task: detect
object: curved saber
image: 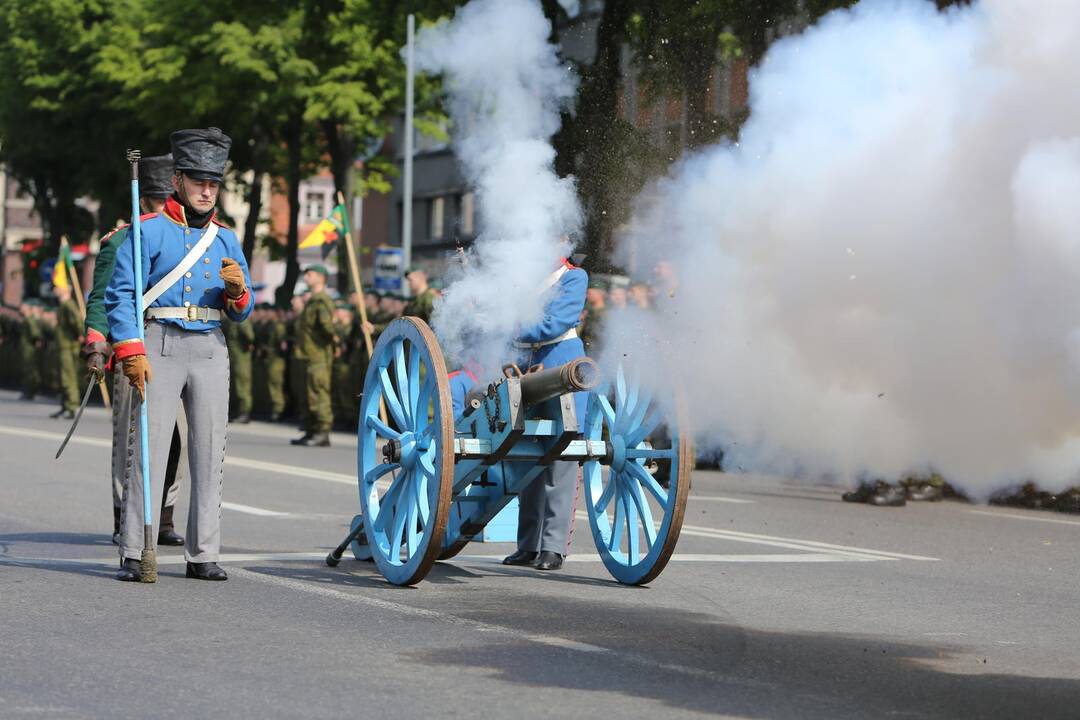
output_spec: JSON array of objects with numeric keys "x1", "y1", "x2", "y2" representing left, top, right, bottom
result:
[{"x1": 54, "y1": 372, "x2": 100, "y2": 459}]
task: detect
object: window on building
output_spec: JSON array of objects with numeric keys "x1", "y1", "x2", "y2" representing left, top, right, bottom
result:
[
  {"x1": 305, "y1": 191, "x2": 327, "y2": 222},
  {"x1": 431, "y1": 196, "x2": 445, "y2": 241},
  {"x1": 460, "y1": 192, "x2": 474, "y2": 237}
]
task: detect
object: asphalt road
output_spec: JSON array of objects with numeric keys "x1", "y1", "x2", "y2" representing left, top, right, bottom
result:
[{"x1": 2, "y1": 388, "x2": 1079, "y2": 719}]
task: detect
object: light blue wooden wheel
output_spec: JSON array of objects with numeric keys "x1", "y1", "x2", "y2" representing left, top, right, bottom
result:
[
  {"x1": 358, "y1": 318, "x2": 454, "y2": 586},
  {"x1": 348, "y1": 514, "x2": 372, "y2": 561},
  {"x1": 584, "y1": 363, "x2": 692, "y2": 585}
]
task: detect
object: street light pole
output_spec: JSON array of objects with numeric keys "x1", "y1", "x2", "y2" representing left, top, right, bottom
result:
[{"x1": 402, "y1": 13, "x2": 415, "y2": 281}]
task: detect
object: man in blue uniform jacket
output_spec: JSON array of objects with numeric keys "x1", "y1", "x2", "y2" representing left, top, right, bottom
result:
[
  {"x1": 106, "y1": 127, "x2": 252, "y2": 582},
  {"x1": 501, "y1": 257, "x2": 588, "y2": 571}
]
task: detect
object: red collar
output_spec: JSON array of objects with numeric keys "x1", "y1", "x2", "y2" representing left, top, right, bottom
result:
[
  {"x1": 163, "y1": 195, "x2": 217, "y2": 227},
  {"x1": 560, "y1": 257, "x2": 576, "y2": 270}
]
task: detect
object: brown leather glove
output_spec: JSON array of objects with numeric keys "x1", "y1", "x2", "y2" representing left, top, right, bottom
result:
[
  {"x1": 122, "y1": 354, "x2": 152, "y2": 401},
  {"x1": 220, "y1": 257, "x2": 247, "y2": 299},
  {"x1": 80, "y1": 340, "x2": 112, "y2": 380}
]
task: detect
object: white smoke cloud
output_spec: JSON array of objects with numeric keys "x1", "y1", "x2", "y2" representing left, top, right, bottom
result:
[
  {"x1": 416, "y1": 0, "x2": 580, "y2": 373},
  {"x1": 617, "y1": 0, "x2": 1080, "y2": 496}
]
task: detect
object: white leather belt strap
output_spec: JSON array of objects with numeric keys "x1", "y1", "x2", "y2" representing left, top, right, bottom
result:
[
  {"x1": 142, "y1": 223, "x2": 219, "y2": 308},
  {"x1": 145, "y1": 306, "x2": 222, "y2": 322},
  {"x1": 513, "y1": 327, "x2": 577, "y2": 351}
]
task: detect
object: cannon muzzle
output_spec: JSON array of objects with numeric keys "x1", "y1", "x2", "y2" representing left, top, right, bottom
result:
[{"x1": 519, "y1": 357, "x2": 600, "y2": 407}]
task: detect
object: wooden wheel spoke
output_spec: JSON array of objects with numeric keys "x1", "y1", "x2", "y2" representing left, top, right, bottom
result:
[
  {"x1": 393, "y1": 342, "x2": 411, "y2": 425},
  {"x1": 379, "y1": 366, "x2": 409, "y2": 429},
  {"x1": 623, "y1": 484, "x2": 641, "y2": 562},
  {"x1": 407, "y1": 344, "x2": 421, "y2": 424},
  {"x1": 389, "y1": 476, "x2": 411, "y2": 559},
  {"x1": 597, "y1": 395, "x2": 618, "y2": 429},
  {"x1": 620, "y1": 390, "x2": 649, "y2": 437},
  {"x1": 365, "y1": 413, "x2": 401, "y2": 441},
  {"x1": 364, "y1": 462, "x2": 400, "y2": 487},
  {"x1": 618, "y1": 372, "x2": 641, "y2": 433},
  {"x1": 623, "y1": 470, "x2": 657, "y2": 547},
  {"x1": 625, "y1": 446, "x2": 675, "y2": 460},
  {"x1": 627, "y1": 409, "x2": 663, "y2": 447},
  {"x1": 615, "y1": 364, "x2": 627, "y2": 415},
  {"x1": 609, "y1": 489, "x2": 627, "y2": 552},
  {"x1": 374, "y1": 470, "x2": 407, "y2": 532},
  {"x1": 415, "y1": 471, "x2": 430, "y2": 525},
  {"x1": 404, "y1": 476, "x2": 420, "y2": 557},
  {"x1": 593, "y1": 473, "x2": 618, "y2": 515},
  {"x1": 624, "y1": 459, "x2": 669, "y2": 506},
  {"x1": 414, "y1": 377, "x2": 435, "y2": 434}
]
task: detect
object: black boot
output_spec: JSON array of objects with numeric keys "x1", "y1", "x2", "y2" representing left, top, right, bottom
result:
[
  {"x1": 502, "y1": 550, "x2": 538, "y2": 566},
  {"x1": 186, "y1": 562, "x2": 228, "y2": 581},
  {"x1": 116, "y1": 558, "x2": 142, "y2": 582},
  {"x1": 157, "y1": 506, "x2": 185, "y2": 546},
  {"x1": 295, "y1": 432, "x2": 330, "y2": 447},
  {"x1": 906, "y1": 482, "x2": 944, "y2": 502},
  {"x1": 290, "y1": 432, "x2": 313, "y2": 446},
  {"x1": 842, "y1": 481, "x2": 906, "y2": 507},
  {"x1": 534, "y1": 551, "x2": 564, "y2": 571},
  {"x1": 49, "y1": 407, "x2": 66, "y2": 419}
]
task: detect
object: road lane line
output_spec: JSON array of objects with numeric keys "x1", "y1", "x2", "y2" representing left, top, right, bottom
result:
[
  {"x1": 0, "y1": 424, "x2": 357, "y2": 485},
  {"x1": 967, "y1": 509, "x2": 1080, "y2": 527},
  {"x1": 0, "y1": 551, "x2": 871, "y2": 567},
  {"x1": 574, "y1": 510, "x2": 938, "y2": 562},
  {"x1": 222, "y1": 502, "x2": 290, "y2": 517},
  {"x1": 688, "y1": 495, "x2": 755, "y2": 504}
]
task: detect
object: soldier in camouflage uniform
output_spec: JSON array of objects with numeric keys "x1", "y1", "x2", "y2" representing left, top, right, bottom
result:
[
  {"x1": 52, "y1": 283, "x2": 83, "y2": 419},
  {"x1": 331, "y1": 304, "x2": 357, "y2": 429},
  {"x1": 404, "y1": 267, "x2": 436, "y2": 325},
  {"x1": 287, "y1": 295, "x2": 307, "y2": 426},
  {"x1": 265, "y1": 306, "x2": 288, "y2": 421},
  {"x1": 291, "y1": 265, "x2": 337, "y2": 447},
  {"x1": 223, "y1": 315, "x2": 255, "y2": 423},
  {"x1": 18, "y1": 302, "x2": 43, "y2": 400}
]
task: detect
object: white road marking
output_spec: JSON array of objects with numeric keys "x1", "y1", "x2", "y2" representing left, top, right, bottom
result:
[
  {"x1": 688, "y1": 495, "x2": 755, "y2": 504},
  {"x1": 0, "y1": 551, "x2": 872, "y2": 567},
  {"x1": 967, "y1": 509, "x2": 1080, "y2": 527},
  {"x1": 222, "y1": 502, "x2": 290, "y2": 517},
  {"x1": 0, "y1": 424, "x2": 357, "y2": 485},
  {"x1": 454, "y1": 552, "x2": 873, "y2": 564},
  {"x1": 4, "y1": 423, "x2": 936, "y2": 562},
  {"x1": 227, "y1": 567, "x2": 777, "y2": 686},
  {"x1": 575, "y1": 511, "x2": 939, "y2": 562}
]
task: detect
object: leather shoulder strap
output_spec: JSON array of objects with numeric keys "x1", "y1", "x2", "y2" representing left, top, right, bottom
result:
[{"x1": 142, "y1": 223, "x2": 220, "y2": 308}]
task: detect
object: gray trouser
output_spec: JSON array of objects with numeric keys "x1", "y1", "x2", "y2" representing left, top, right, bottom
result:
[
  {"x1": 111, "y1": 367, "x2": 185, "y2": 517},
  {"x1": 516, "y1": 461, "x2": 581, "y2": 555},
  {"x1": 120, "y1": 322, "x2": 229, "y2": 563}
]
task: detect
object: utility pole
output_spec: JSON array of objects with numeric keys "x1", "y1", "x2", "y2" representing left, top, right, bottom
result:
[{"x1": 402, "y1": 13, "x2": 415, "y2": 280}]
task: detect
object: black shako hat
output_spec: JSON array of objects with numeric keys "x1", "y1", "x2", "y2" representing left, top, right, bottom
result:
[
  {"x1": 138, "y1": 154, "x2": 174, "y2": 199},
  {"x1": 170, "y1": 127, "x2": 231, "y2": 182}
]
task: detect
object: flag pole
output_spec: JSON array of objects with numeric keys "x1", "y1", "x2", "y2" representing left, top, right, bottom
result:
[
  {"x1": 338, "y1": 191, "x2": 386, "y2": 425},
  {"x1": 62, "y1": 235, "x2": 110, "y2": 408}
]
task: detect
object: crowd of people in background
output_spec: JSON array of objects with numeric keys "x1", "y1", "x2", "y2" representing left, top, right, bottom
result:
[{"x1": 4, "y1": 257, "x2": 1080, "y2": 513}]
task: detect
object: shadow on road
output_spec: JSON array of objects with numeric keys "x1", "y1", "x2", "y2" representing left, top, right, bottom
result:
[
  {"x1": 0, "y1": 531, "x2": 114, "y2": 548},
  {"x1": 402, "y1": 592, "x2": 1080, "y2": 720}
]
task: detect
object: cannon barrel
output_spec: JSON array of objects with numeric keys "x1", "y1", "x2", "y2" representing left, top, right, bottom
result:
[{"x1": 519, "y1": 357, "x2": 600, "y2": 407}]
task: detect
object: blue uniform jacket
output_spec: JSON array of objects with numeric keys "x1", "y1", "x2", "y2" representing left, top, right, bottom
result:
[
  {"x1": 106, "y1": 196, "x2": 253, "y2": 358},
  {"x1": 516, "y1": 262, "x2": 589, "y2": 421}
]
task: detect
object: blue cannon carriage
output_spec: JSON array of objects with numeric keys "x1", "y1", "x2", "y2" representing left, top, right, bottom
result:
[{"x1": 326, "y1": 317, "x2": 693, "y2": 586}]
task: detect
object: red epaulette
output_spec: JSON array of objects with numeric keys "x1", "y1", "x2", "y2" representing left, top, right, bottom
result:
[
  {"x1": 211, "y1": 217, "x2": 233, "y2": 230},
  {"x1": 139, "y1": 212, "x2": 158, "y2": 221},
  {"x1": 561, "y1": 257, "x2": 577, "y2": 270}
]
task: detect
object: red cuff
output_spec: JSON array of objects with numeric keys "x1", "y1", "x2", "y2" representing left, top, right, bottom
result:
[
  {"x1": 112, "y1": 339, "x2": 146, "y2": 360},
  {"x1": 85, "y1": 328, "x2": 107, "y2": 345},
  {"x1": 227, "y1": 288, "x2": 250, "y2": 313}
]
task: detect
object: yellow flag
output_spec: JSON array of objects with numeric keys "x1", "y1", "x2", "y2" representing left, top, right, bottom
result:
[
  {"x1": 52, "y1": 249, "x2": 70, "y2": 289},
  {"x1": 299, "y1": 218, "x2": 339, "y2": 249}
]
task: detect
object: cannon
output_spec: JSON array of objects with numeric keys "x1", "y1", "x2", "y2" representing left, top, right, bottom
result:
[{"x1": 326, "y1": 317, "x2": 692, "y2": 586}]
